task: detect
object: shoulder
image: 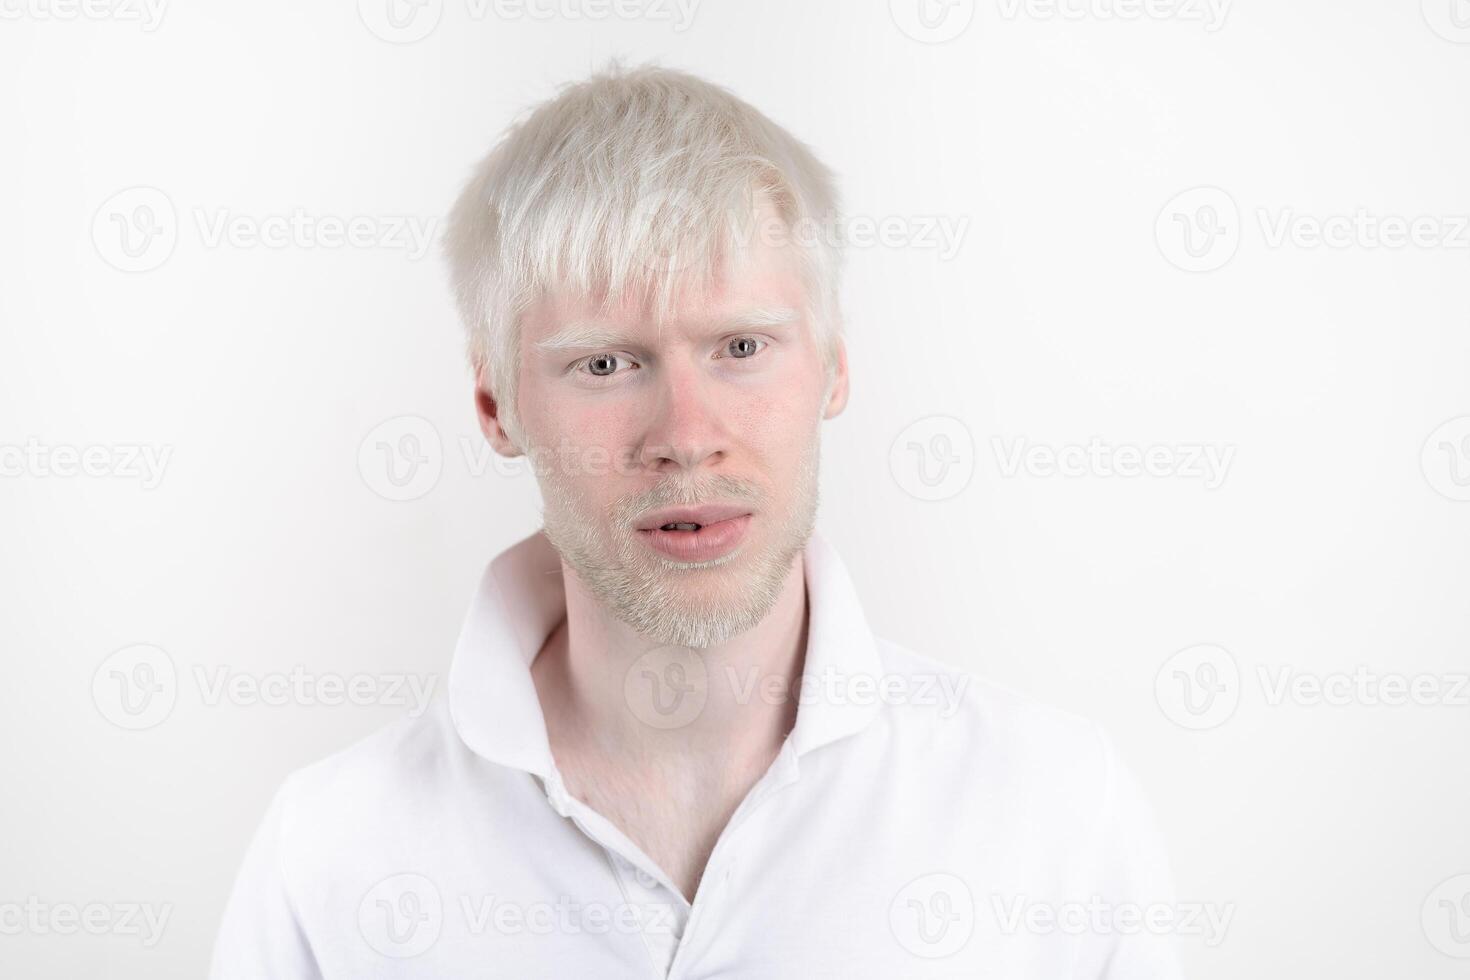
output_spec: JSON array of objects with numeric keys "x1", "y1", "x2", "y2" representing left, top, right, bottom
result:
[
  {"x1": 267, "y1": 700, "x2": 474, "y2": 866},
  {"x1": 870, "y1": 636, "x2": 1117, "y2": 813}
]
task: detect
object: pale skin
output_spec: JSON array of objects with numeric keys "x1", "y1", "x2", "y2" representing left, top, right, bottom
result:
[{"x1": 475, "y1": 199, "x2": 849, "y2": 903}]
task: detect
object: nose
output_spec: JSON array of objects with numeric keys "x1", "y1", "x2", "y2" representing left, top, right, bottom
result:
[{"x1": 637, "y1": 356, "x2": 729, "y2": 474}]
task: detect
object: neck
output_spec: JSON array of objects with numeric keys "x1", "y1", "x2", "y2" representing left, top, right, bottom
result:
[{"x1": 532, "y1": 554, "x2": 809, "y2": 766}]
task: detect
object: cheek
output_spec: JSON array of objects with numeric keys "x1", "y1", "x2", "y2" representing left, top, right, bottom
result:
[
  {"x1": 537, "y1": 398, "x2": 646, "y2": 482},
  {"x1": 722, "y1": 387, "x2": 817, "y2": 474}
]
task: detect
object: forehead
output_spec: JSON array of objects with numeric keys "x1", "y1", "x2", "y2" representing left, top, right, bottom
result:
[{"x1": 521, "y1": 193, "x2": 810, "y2": 348}]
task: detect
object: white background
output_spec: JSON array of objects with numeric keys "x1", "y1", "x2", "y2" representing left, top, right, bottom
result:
[{"x1": 2, "y1": 0, "x2": 1469, "y2": 976}]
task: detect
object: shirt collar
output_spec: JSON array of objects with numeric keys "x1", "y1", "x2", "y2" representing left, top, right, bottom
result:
[{"x1": 447, "y1": 527, "x2": 885, "y2": 777}]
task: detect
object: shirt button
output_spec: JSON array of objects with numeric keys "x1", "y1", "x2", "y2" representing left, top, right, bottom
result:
[{"x1": 634, "y1": 868, "x2": 658, "y2": 889}]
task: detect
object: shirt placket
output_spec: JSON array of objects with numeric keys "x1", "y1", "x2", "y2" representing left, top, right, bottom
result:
[
  {"x1": 537, "y1": 770, "x2": 689, "y2": 977},
  {"x1": 534, "y1": 741, "x2": 803, "y2": 980}
]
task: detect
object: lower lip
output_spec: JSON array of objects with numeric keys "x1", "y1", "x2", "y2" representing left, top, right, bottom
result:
[{"x1": 637, "y1": 515, "x2": 752, "y2": 562}]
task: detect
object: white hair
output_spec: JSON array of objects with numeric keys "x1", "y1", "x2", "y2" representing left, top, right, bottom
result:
[{"x1": 441, "y1": 60, "x2": 845, "y2": 451}]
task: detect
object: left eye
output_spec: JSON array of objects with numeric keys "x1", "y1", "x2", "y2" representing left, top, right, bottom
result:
[
  {"x1": 721, "y1": 336, "x2": 765, "y2": 359},
  {"x1": 579, "y1": 353, "x2": 634, "y2": 378}
]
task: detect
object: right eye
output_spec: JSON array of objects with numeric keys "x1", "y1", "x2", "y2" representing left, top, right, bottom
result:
[{"x1": 575, "y1": 353, "x2": 637, "y2": 380}]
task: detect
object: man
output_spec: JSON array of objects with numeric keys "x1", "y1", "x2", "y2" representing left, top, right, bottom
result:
[{"x1": 210, "y1": 62, "x2": 1181, "y2": 978}]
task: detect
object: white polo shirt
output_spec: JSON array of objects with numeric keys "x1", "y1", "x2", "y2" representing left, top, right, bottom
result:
[{"x1": 210, "y1": 529, "x2": 1183, "y2": 979}]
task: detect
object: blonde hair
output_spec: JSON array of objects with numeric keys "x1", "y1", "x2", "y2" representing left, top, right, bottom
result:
[{"x1": 441, "y1": 60, "x2": 844, "y2": 450}]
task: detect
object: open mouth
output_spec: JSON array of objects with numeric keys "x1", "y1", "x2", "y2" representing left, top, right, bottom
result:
[{"x1": 634, "y1": 512, "x2": 754, "y2": 560}]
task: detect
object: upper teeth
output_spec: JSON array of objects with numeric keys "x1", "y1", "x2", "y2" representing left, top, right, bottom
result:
[{"x1": 662, "y1": 522, "x2": 701, "y2": 531}]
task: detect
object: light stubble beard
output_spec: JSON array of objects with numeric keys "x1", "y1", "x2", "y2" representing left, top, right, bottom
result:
[{"x1": 537, "y1": 434, "x2": 821, "y2": 650}]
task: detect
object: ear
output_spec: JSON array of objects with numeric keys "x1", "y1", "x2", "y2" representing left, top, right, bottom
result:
[
  {"x1": 822, "y1": 337, "x2": 850, "y2": 419},
  {"x1": 473, "y1": 361, "x2": 523, "y2": 457}
]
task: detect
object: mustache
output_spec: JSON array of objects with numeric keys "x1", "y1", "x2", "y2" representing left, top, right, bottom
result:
[{"x1": 613, "y1": 474, "x2": 762, "y2": 528}]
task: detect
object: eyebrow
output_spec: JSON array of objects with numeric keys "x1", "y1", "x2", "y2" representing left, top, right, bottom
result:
[{"x1": 533, "y1": 306, "x2": 800, "y2": 355}]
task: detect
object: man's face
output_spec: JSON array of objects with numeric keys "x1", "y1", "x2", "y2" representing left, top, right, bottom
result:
[{"x1": 500, "y1": 199, "x2": 847, "y2": 650}]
